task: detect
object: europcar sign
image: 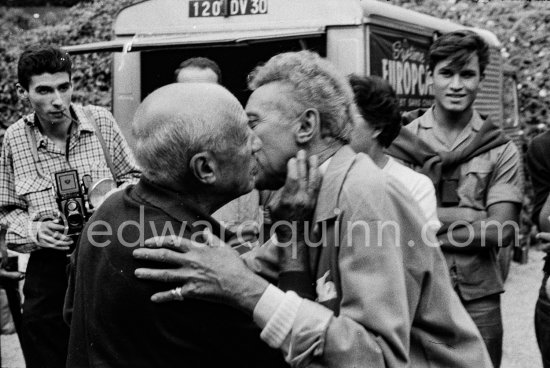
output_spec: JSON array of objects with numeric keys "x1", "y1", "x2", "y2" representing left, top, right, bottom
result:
[{"x1": 369, "y1": 25, "x2": 434, "y2": 111}]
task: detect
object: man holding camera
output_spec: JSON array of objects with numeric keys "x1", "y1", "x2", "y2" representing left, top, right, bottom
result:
[{"x1": 0, "y1": 45, "x2": 139, "y2": 368}]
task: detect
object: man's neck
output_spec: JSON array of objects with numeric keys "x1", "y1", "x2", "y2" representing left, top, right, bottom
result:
[
  {"x1": 309, "y1": 139, "x2": 344, "y2": 166},
  {"x1": 364, "y1": 141, "x2": 388, "y2": 169},
  {"x1": 144, "y1": 178, "x2": 233, "y2": 218},
  {"x1": 172, "y1": 184, "x2": 233, "y2": 216},
  {"x1": 433, "y1": 104, "x2": 474, "y2": 133},
  {"x1": 37, "y1": 115, "x2": 73, "y2": 142}
]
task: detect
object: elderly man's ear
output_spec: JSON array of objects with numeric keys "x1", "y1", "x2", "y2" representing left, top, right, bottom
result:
[
  {"x1": 189, "y1": 152, "x2": 217, "y2": 185},
  {"x1": 295, "y1": 108, "x2": 320, "y2": 145}
]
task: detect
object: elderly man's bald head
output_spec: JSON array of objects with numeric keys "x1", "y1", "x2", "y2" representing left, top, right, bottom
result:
[{"x1": 132, "y1": 83, "x2": 248, "y2": 187}]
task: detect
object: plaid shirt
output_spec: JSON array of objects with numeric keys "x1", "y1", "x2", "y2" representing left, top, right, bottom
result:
[{"x1": 0, "y1": 104, "x2": 140, "y2": 252}]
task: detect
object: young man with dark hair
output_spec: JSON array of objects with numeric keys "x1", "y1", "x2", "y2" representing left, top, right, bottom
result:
[
  {"x1": 174, "y1": 56, "x2": 222, "y2": 84},
  {"x1": 390, "y1": 30, "x2": 522, "y2": 367},
  {"x1": 0, "y1": 44, "x2": 140, "y2": 367},
  {"x1": 349, "y1": 75, "x2": 439, "y2": 228}
]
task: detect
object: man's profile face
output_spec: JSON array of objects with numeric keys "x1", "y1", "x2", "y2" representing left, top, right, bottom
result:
[
  {"x1": 176, "y1": 67, "x2": 219, "y2": 84},
  {"x1": 431, "y1": 53, "x2": 481, "y2": 115},
  {"x1": 245, "y1": 82, "x2": 300, "y2": 190},
  {"x1": 25, "y1": 72, "x2": 73, "y2": 126},
  {"x1": 214, "y1": 115, "x2": 262, "y2": 196}
]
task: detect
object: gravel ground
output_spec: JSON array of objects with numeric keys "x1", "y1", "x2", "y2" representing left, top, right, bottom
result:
[{"x1": 1, "y1": 249, "x2": 546, "y2": 368}]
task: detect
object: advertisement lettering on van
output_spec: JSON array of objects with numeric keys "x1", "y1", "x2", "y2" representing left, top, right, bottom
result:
[{"x1": 369, "y1": 26, "x2": 434, "y2": 110}]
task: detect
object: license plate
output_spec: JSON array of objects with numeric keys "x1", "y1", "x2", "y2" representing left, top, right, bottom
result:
[{"x1": 189, "y1": 0, "x2": 268, "y2": 18}]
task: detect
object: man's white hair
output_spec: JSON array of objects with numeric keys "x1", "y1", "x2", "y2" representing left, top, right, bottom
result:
[{"x1": 248, "y1": 50, "x2": 354, "y2": 143}]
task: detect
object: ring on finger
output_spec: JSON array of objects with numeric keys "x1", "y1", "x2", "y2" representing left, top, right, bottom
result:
[{"x1": 170, "y1": 286, "x2": 184, "y2": 301}]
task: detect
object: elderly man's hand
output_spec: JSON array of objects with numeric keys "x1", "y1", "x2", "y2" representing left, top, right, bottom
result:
[
  {"x1": 269, "y1": 150, "x2": 320, "y2": 228},
  {"x1": 133, "y1": 232, "x2": 269, "y2": 313},
  {"x1": 268, "y1": 150, "x2": 321, "y2": 272}
]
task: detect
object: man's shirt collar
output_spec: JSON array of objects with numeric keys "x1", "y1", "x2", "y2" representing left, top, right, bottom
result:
[
  {"x1": 24, "y1": 104, "x2": 95, "y2": 144},
  {"x1": 418, "y1": 106, "x2": 484, "y2": 132},
  {"x1": 314, "y1": 145, "x2": 356, "y2": 223},
  {"x1": 318, "y1": 157, "x2": 332, "y2": 176},
  {"x1": 71, "y1": 104, "x2": 95, "y2": 133}
]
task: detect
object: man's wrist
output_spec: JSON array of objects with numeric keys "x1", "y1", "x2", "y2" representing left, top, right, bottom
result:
[
  {"x1": 29, "y1": 221, "x2": 41, "y2": 245},
  {"x1": 235, "y1": 273, "x2": 270, "y2": 313}
]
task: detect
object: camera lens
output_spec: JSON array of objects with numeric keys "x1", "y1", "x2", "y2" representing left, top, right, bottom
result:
[{"x1": 67, "y1": 212, "x2": 83, "y2": 227}]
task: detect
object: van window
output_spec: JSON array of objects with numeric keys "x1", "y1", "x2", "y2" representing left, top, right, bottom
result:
[{"x1": 140, "y1": 36, "x2": 326, "y2": 105}]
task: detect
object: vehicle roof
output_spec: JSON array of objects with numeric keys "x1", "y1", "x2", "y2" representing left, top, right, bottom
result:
[{"x1": 113, "y1": 0, "x2": 500, "y2": 47}]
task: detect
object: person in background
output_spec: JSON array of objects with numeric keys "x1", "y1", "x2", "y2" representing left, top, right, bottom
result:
[
  {"x1": 526, "y1": 129, "x2": 550, "y2": 368},
  {"x1": 174, "y1": 57, "x2": 222, "y2": 84},
  {"x1": 389, "y1": 30, "x2": 522, "y2": 367},
  {"x1": 348, "y1": 74, "x2": 440, "y2": 230},
  {"x1": 0, "y1": 45, "x2": 140, "y2": 368}
]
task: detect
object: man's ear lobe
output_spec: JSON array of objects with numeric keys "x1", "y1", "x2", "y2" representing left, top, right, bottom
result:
[
  {"x1": 16, "y1": 84, "x2": 28, "y2": 100},
  {"x1": 189, "y1": 152, "x2": 217, "y2": 185},
  {"x1": 296, "y1": 108, "x2": 320, "y2": 144}
]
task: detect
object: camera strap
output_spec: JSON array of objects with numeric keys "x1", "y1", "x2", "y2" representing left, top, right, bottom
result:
[
  {"x1": 83, "y1": 108, "x2": 117, "y2": 182},
  {"x1": 24, "y1": 123, "x2": 47, "y2": 179},
  {"x1": 24, "y1": 108, "x2": 117, "y2": 182},
  {"x1": 0, "y1": 227, "x2": 8, "y2": 268}
]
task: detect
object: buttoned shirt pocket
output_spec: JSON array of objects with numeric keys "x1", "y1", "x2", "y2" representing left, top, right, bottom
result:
[
  {"x1": 14, "y1": 176, "x2": 56, "y2": 220},
  {"x1": 458, "y1": 158, "x2": 495, "y2": 210}
]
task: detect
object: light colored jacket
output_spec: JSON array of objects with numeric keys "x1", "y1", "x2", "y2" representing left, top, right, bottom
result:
[{"x1": 247, "y1": 145, "x2": 492, "y2": 368}]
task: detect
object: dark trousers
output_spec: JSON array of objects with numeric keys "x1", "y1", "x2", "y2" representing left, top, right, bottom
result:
[
  {"x1": 535, "y1": 272, "x2": 550, "y2": 368},
  {"x1": 20, "y1": 250, "x2": 70, "y2": 368},
  {"x1": 461, "y1": 293, "x2": 503, "y2": 368}
]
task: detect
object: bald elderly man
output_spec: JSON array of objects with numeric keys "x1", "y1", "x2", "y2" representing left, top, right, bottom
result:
[{"x1": 64, "y1": 83, "x2": 288, "y2": 368}]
